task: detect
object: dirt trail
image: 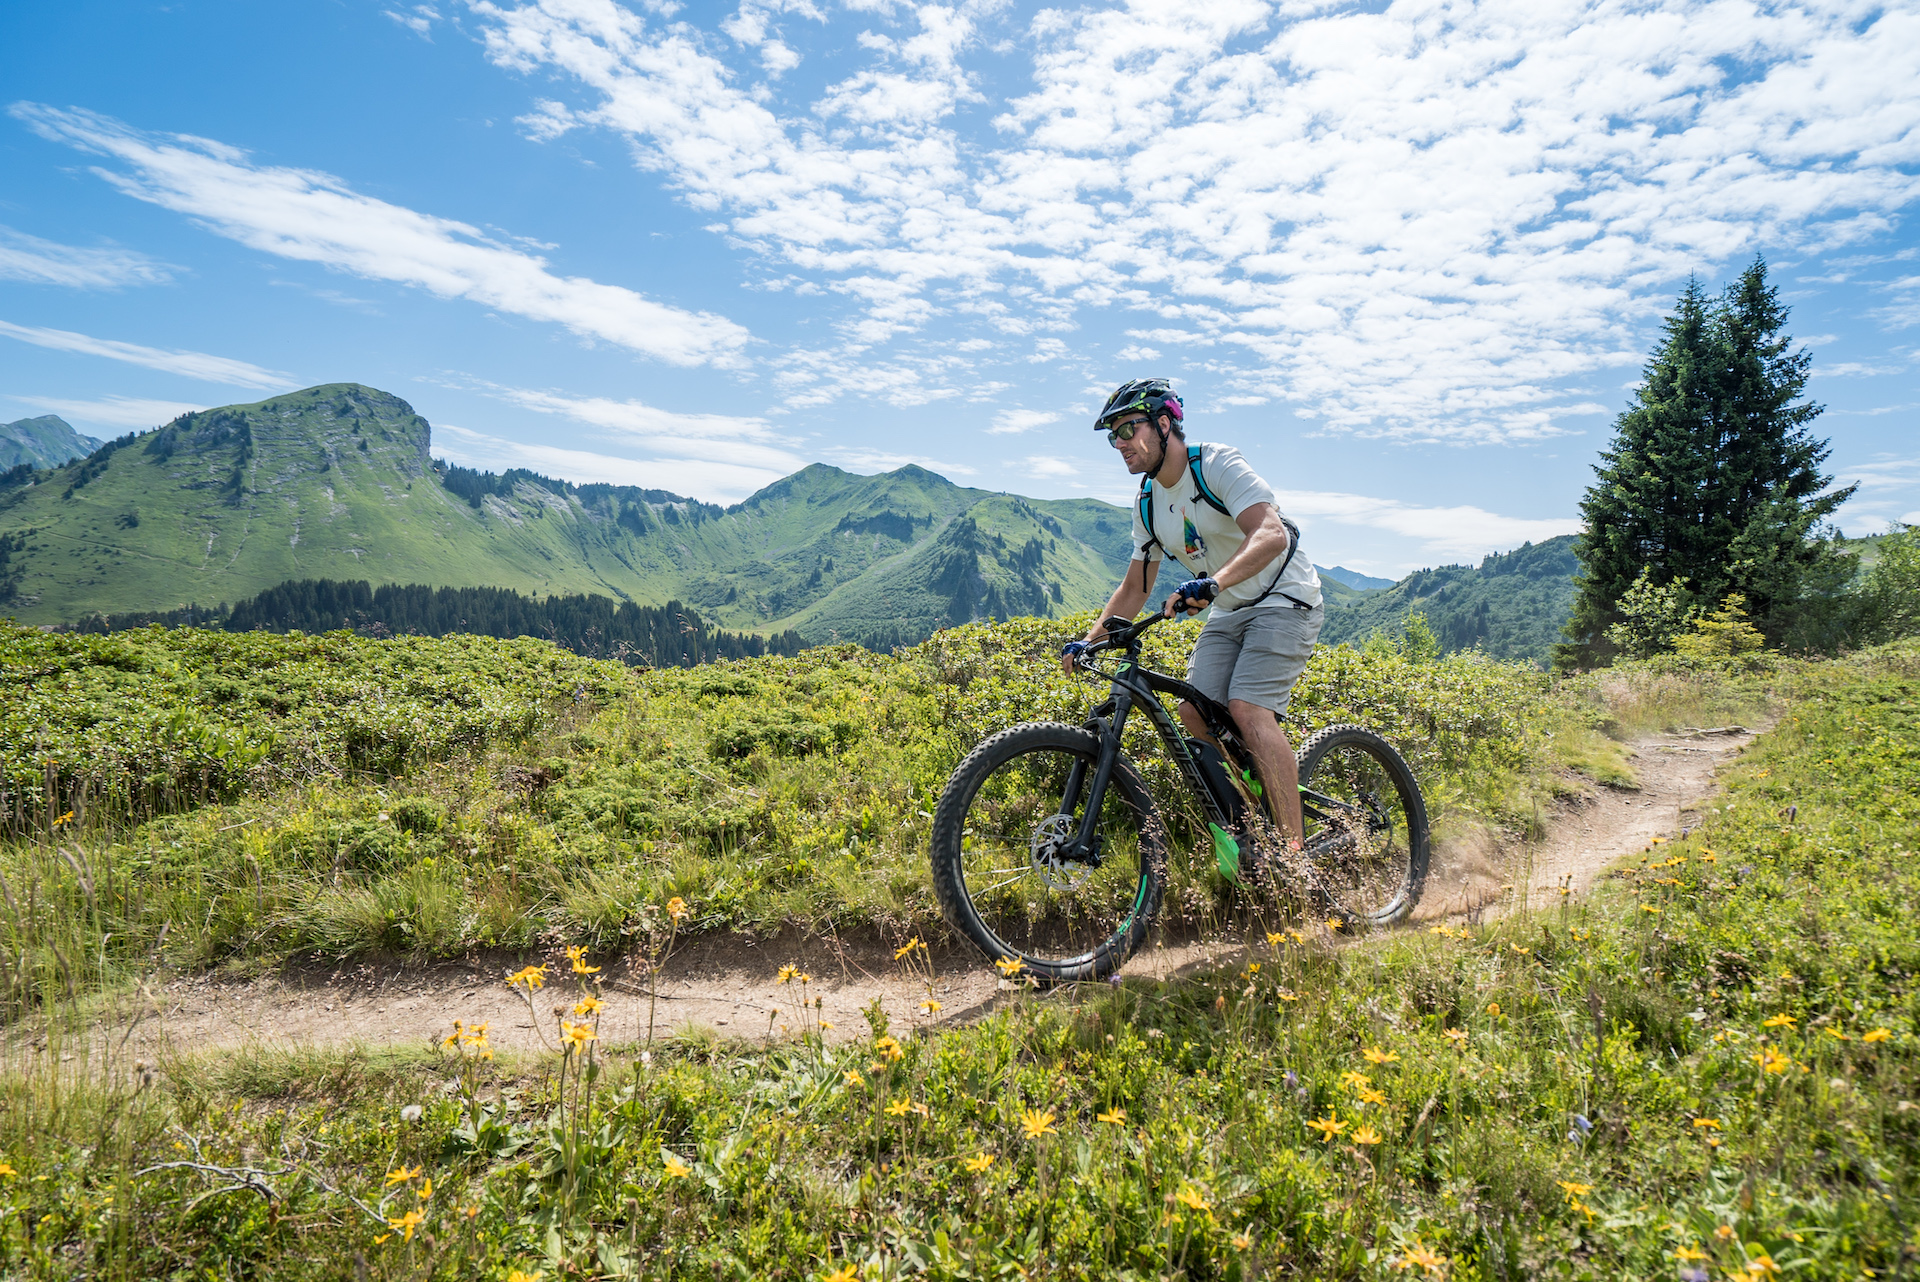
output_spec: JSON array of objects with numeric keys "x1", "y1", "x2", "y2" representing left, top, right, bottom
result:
[{"x1": 95, "y1": 726, "x2": 1757, "y2": 1062}]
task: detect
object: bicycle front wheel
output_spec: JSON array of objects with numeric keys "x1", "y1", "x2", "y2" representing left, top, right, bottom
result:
[
  {"x1": 931, "y1": 722, "x2": 1166, "y2": 984},
  {"x1": 1296, "y1": 723, "x2": 1429, "y2": 928}
]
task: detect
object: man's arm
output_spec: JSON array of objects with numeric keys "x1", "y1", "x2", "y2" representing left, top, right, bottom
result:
[
  {"x1": 1061, "y1": 561, "x2": 1159, "y2": 673},
  {"x1": 1165, "y1": 504, "x2": 1290, "y2": 615}
]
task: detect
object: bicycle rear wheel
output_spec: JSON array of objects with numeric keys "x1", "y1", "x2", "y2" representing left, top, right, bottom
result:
[
  {"x1": 1296, "y1": 723, "x2": 1429, "y2": 928},
  {"x1": 931, "y1": 722, "x2": 1165, "y2": 984}
]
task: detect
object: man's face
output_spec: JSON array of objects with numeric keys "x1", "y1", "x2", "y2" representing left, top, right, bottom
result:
[{"x1": 1109, "y1": 413, "x2": 1160, "y2": 474}]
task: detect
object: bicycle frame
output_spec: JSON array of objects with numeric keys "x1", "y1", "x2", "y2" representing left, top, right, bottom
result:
[{"x1": 1067, "y1": 613, "x2": 1361, "y2": 870}]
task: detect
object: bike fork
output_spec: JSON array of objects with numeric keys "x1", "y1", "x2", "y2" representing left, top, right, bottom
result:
[{"x1": 1070, "y1": 691, "x2": 1131, "y2": 856}]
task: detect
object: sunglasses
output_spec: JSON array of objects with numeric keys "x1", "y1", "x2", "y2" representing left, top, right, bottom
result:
[{"x1": 1105, "y1": 415, "x2": 1152, "y2": 443}]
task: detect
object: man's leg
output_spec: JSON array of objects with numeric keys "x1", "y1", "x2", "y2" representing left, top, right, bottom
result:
[{"x1": 1229, "y1": 700, "x2": 1302, "y2": 847}]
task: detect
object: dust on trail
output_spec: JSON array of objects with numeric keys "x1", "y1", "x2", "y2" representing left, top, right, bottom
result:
[{"x1": 99, "y1": 726, "x2": 1758, "y2": 1062}]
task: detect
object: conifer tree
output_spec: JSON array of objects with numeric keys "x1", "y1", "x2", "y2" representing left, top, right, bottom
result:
[{"x1": 1558, "y1": 258, "x2": 1854, "y2": 667}]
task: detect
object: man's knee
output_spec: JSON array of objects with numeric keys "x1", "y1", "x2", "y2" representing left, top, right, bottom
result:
[{"x1": 1228, "y1": 699, "x2": 1289, "y2": 746}]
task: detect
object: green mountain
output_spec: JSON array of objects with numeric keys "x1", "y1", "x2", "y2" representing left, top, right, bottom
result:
[
  {"x1": 0, "y1": 414, "x2": 103, "y2": 470},
  {"x1": 0, "y1": 383, "x2": 1131, "y2": 645},
  {"x1": 1319, "y1": 536, "x2": 1580, "y2": 665}
]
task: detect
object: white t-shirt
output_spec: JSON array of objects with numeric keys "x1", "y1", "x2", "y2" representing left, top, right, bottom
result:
[{"x1": 1128, "y1": 442, "x2": 1323, "y2": 611}]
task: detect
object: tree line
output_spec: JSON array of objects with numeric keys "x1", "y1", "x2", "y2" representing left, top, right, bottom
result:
[
  {"x1": 1558, "y1": 257, "x2": 1916, "y2": 668},
  {"x1": 67, "y1": 579, "x2": 809, "y2": 667}
]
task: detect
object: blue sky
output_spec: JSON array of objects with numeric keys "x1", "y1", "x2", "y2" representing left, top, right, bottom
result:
[{"x1": 2, "y1": 0, "x2": 1916, "y2": 576}]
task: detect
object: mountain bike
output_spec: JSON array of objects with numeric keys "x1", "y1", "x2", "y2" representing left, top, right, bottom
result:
[{"x1": 931, "y1": 610, "x2": 1429, "y2": 983}]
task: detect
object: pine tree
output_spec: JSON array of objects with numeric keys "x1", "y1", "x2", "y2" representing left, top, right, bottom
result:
[{"x1": 1557, "y1": 258, "x2": 1855, "y2": 667}]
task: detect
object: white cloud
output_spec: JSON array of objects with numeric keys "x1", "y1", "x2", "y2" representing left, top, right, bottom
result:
[
  {"x1": 384, "y1": 5, "x2": 439, "y2": 38},
  {"x1": 467, "y1": 0, "x2": 1920, "y2": 438},
  {"x1": 8, "y1": 394, "x2": 206, "y2": 430},
  {"x1": 987, "y1": 407, "x2": 1058, "y2": 435},
  {"x1": 1022, "y1": 454, "x2": 1077, "y2": 478},
  {"x1": 0, "y1": 225, "x2": 174, "y2": 289},
  {"x1": 433, "y1": 422, "x2": 790, "y2": 502},
  {"x1": 0, "y1": 319, "x2": 294, "y2": 389},
  {"x1": 14, "y1": 103, "x2": 753, "y2": 369},
  {"x1": 1276, "y1": 489, "x2": 1582, "y2": 564}
]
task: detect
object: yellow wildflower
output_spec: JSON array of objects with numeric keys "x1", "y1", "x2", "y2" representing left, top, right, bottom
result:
[
  {"x1": 52, "y1": 811, "x2": 73, "y2": 829},
  {"x1": 1173, "y1": 1185, "x2": 1210, "y2": 1213},
  {"x1": 1443, "y1": 1028, "x2": 1468, "y2": 1047},
  {"x1": 963, "y1": 1153, "x2": 994, "y2": 1173},
  {"x1": 874, "y1": 1034, "x2": 904, "y2": 1062},
  {"x1": 1396, "y1": 1243, "x2": 1446, "y2": 1274},
  {"x1": 1556, "y1": 1180, "x2": 1593, "y2": 1199},
  {"x1": 505, "y1": 964, "x2": 546, "y2": 991},
  {"x1": 1511, "y1": 945, "x2": 1530, "y2": 955},
  {"x1": 994, "y1": 956, "x2": 1025, "y2": 977},
  {"x1": 777, "y1": 964, "x2": 799, "y2": 984},
  {"x1": 1232, "y1": 1232, "x2": 1253, "y2": 1250},
  {"x1": 1715, "y1": 1225, "x2": 1736, "y2": 1240},
  {"x1": 1340, "y1": 1070, "x2": 1373, "y2": 1089},
  {"x1": 0, "y1": 1163, "x2": 14, "y2": 1178},
  {"x1": 1826, "y1": 1027, "x2": 1851, "y2": 1041},
  {"x1": 1363, "y1": 1047, "x2": 1399, "y2": 1064},
  {"x1": 386, "y1": 1209, "x2": 425, "y2": 1242},
  {"x1": 822, "y1": 1267, "x2": 858, "y2": 1282},
  {"x1": 884, "y1": 1097, "x2": 914, "y2": 1117},
  {"x1": 1306, "y1": 1115, "x2": 1346, "y2": 1142},
  {"x1": 417, "y1": 1176, "x2": 433, "y2": 1201},
  {"x1": 894, "y1": 938, "x2": 925, "y2": 960},
  {"x1": 1754, "y1": 1046, "x2": 1791, "y2": 1074},
  {"x1": 561, "y1": 1020, "x2": 598, "y2": 1050},
  {"x1": 1762, "y1": 1014, "x2": 1796, "y2": 1028},
  {"x1": 507, "y1": 1271, "x2": 544, "y2": 1282},
  {"x1": 1352, "y1": 1125, "x2": 1383, "y2": 1145},
  {"x1": 1097, "y1": 1107, "x2": 1127, "y2": 1125},
  {"x1": 920, "y1": 999, "x2": 942, "y2": 1014},
  {"x1": 572, "y1": 996, "x2": 604, "y2": 1017},
  {"x1": 1326, "y1": 917, "x2": 1345, "y2": 931},
  {"x1": 566, "y1": 945, "x2": 600, "y2": 975},
  {"x1": 666, "y1": 896, "x2": 688, "y2": 921},
  {"x1": 843, "y1": 1070, "x2": 864, "y2": 1088},
  {"x1": 1748, "y1": 1255, "x2": 1780, "y2": 1276},
  {"x1": 1266, "y1": 931, "x2": 1285, "y2": 947},
  {"x1": 1486, "y1": 1002, "x2": 1501, "y2": 1017},
  {"x1": 1357, "y1": 1086, "x2": 1388, "y2": 1107},
  {"x1": 663, "y1": 1155, "x2": 692, "y2": 1179},
  {"x1": 1020, "y1": 1108, "x2": 1057, "y2": 1139},
  {"x1": 1692, "y1": 1118, "x2": 1721, "y2": 1130},
  {"x1": 1674, "y1": 1246, "x2": 1707, "y2": 1261},
  {"x1": 1862, "y1": 1028, "x2": 1892, "y2": 1043},
  {"x1": 385, "y1": 1165, "x2": 422, "y2": 1186},
  {"x1": 1276, "y1": 987, "x2": 1299, "y2": 1002}
]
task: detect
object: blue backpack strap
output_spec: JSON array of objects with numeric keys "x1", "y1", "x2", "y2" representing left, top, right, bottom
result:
[
  {"x1": 1135, "y1": 475, "x2": 1159, "y2": 590},
  {"x1": 1187, "y1": 445, "x2": 1231, "y2": 517}
]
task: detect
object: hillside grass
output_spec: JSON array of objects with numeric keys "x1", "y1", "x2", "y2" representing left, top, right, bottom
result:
[
  {"x1": 1, "y1": 612, "x2": 1607, "y2": 1005},
  {"x1": 0, "y1": 640, "x2": 1912, "y2": 1278}
]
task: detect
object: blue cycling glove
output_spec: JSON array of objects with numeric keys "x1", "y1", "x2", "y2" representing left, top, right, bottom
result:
[
  {"x1": 1172, "y1": 577, "x2": 1219, "y2": 612},
  {"x1": 1060, "y1": 640, "x2": 1091, "y2": 666}
]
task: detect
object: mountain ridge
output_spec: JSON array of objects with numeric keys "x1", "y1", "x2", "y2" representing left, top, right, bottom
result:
[{"x1": 0, "y1": 384, "x2": 1132, "y2": 646}]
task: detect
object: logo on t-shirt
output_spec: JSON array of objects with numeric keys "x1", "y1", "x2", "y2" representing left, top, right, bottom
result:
[{"x1": 1181, "y1": 509, "x2": 1206, "y2": 560}]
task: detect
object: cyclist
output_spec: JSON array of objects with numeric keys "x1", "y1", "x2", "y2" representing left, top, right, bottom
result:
[{"x1": 1061, "y1": 378, "x2": 1324, "y2": 856}]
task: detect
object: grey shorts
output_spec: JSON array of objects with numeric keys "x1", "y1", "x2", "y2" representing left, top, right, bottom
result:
[{"x1": 1185, "y1": 603, "x2": 1323, "y2": 714}]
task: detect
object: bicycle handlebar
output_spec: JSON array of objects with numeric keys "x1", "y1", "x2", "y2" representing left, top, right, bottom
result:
[{"x1": 1085, "y1": 608, "x2": 1173, "y2": 658}]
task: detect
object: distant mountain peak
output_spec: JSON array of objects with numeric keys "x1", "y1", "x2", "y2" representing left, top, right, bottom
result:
[
  {"x1": 1320, "y1": 565, "x2": 1394, "y2": 591},
  {"x1": 1, "y1": 414, "x2": 104, "y2": 470}
]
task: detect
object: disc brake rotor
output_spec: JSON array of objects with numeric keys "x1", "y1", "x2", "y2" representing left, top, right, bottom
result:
[{"x1": 1030, "y1": 813, "x2": 1092, "y2": 891}]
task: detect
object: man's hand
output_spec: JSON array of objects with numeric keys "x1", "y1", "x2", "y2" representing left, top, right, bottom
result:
[
  {"x1": 1165, "y1": 576, "x2": 1219, "y2": 617},
  {"x1": 1059, "y1": 638, "x2": 1092, "y2": 674}
]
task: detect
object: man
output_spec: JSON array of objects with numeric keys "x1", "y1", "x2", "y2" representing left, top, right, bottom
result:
[{"x1": 1061, "y1": 378, "x2": 1324, "y2": 852}]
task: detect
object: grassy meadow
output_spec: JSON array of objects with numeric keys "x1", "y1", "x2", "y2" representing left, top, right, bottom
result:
[{"x1": 0, "y1": 616, "x2": 1914, "y2": 1278}]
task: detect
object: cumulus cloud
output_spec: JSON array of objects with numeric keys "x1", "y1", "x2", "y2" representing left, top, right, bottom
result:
[
  {"x1": 1276, "y1": 489, "x2": 1582, "y2": 564},
  {"x1": 467, "y1": 0, "x2": 1920, "y2": 440},
  {"x1": 0, "y1": 225, "x2": 174, "y2": 289},
  {"x1": 9, "y1": 394, "x2": 207, "y2": 430},
  {"x1": 988, "y1": 407, "x2": 1059, "y2": 435},
  {"x1": 0, "y1": 319, "x2": 294, "y2": 389},
  {"x1": 13, "y1": 103, "x2": 753, "y2": 368}
]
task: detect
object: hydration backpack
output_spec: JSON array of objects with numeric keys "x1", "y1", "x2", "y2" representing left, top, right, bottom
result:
[{"x1": 1137, "y1": 445, "x2": 1312, "y2": 610}]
